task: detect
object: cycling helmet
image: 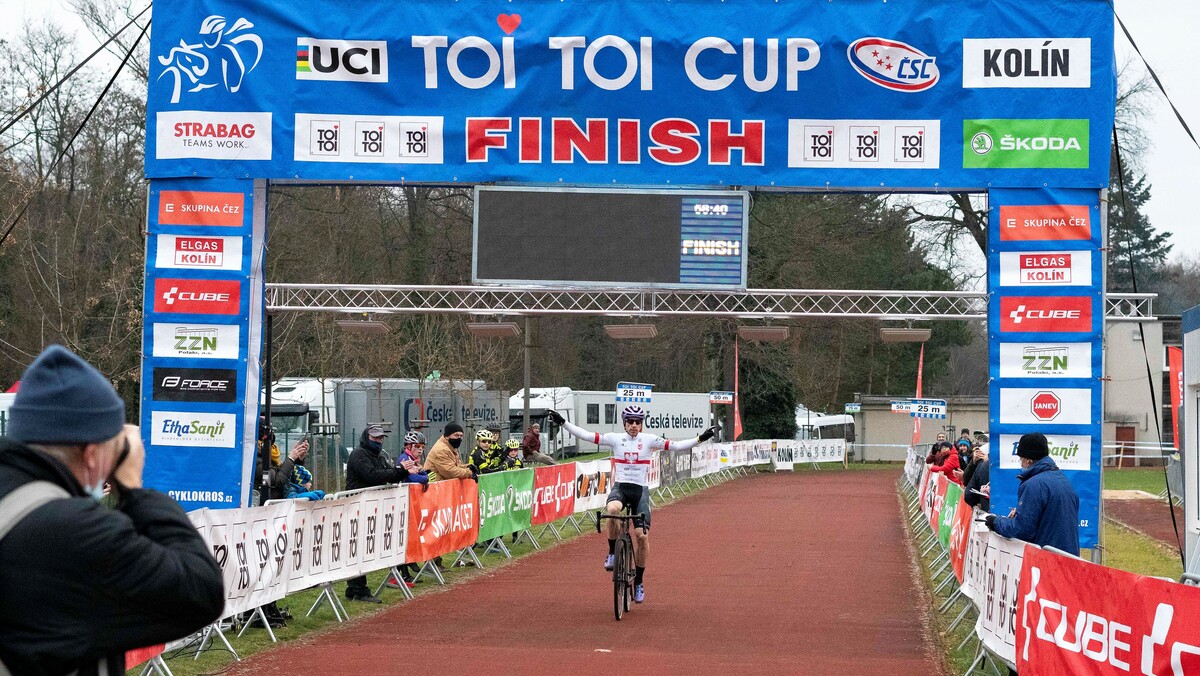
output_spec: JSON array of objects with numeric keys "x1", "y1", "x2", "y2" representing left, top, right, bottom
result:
[
  {"x1": 504, "y1": 438, "x2": 520, "y2": 450},
  {"x1": 404, "y1": 430, "x2": 426, "y2": 445},
  {"x1": 622, "y1": 405, "x2": 647, "y2": 422},
  {"x1": 476, "y1": 429, "x2": 496, "y2": 442}
]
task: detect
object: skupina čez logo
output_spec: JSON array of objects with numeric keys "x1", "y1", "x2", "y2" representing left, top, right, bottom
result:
[
  {"x1": 963, "y1": 119, "x2": 1089, "y2": 169},
  {"x1": 157, "y1": 15, "x2": 263, "y2": 104}
]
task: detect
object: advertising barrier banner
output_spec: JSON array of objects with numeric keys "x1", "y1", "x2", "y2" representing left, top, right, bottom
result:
[
  {"x1": 406, "y1": 479, "x2": 479, "y2": 562},
  {"x1": 976, "y1": 532, "x2": 1027, "y2": 667},
  {"x1": 948, "y1": 498, "x2": 975, "y2": 583},
  {"x1": 1016, "y1": 546, "x2": 1200, "y2": 675},
  {"x1": 477, "y1": 469, "x2": 535, "y2": 540},
  {"x1": 937, "y1": 482, "x2": 963, "y2": 549},
  {"x1": 193, "y1": 501, "x2": 293, "y2": 619},
  {"x1": 795, "y1": 439, "x2": 847, "y2": 464},
  {"x1": 574, "y1": 458, "x2": 613, "y2": 512},
  {"x1": 532, "y1": 464, "x2": 577, "y2": 525},
  {"x1": 672, "y1": 447, "x2": 693, "y2": 482},
  {"x1": 771, "y1": 441, "x2": 795, "y2": 471}
]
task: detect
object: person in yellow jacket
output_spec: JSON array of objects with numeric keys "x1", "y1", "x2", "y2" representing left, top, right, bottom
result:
[{"x1": 423, "y1": 422, "x2": 476, "y2": 482}]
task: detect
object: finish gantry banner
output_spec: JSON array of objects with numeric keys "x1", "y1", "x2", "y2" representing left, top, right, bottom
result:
[{"x1": 145, "y1": 0, "x2": 1114, "y2": 189}]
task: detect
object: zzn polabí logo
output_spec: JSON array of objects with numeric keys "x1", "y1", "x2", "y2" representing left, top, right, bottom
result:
[{"x1": 964, "y1": 119, "x2": 1089, "y2": 169}]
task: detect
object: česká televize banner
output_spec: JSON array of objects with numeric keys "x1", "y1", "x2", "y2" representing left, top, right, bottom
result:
[
  {"x1": 1017, "y1": 546, "x2": 1200, "y2": 675},
  {"x1": 477, "y1": 468, "x2": 535, "y2": 541},
  {"x1": 144, "y1": 1, "x2": 1114, "y2": 190},
  {"x1": 407, "y1": 479, "x2": 479, "y2": 562},
  {"x1": 532, "y1": 464, "x2": 576, "y2": 524}
]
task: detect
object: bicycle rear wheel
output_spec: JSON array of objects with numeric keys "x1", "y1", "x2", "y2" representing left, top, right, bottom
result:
[{"x1": 612, "y1": 538, "x2": 628, "y2": 621}]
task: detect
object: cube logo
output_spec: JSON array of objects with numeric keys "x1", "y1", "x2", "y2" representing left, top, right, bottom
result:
[
  {"x1": 999, "y1": 204, "x2": 1091, "y2": 242},
  {"x1": 1000, "y1": 296, "x2": 1091, "y2": 333},
  {"x1": 310, "y1": 120, "x2": 340, "y2": 155},
  {"x1": 1031, "y1": 391, "x2": 1061, "y2": 421},
  {"x1": 154, "y1": 279, "x2": 240, "y2": 315}
]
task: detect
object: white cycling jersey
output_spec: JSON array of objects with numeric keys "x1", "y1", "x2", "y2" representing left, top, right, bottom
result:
[{"x1": 562, "y1": 421, "x2": 700, "y2": 487}]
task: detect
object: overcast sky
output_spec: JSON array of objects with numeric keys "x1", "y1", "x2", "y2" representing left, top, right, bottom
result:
[{"x1": 0, "y1": 0, "x2": 1196, "y2": 261}]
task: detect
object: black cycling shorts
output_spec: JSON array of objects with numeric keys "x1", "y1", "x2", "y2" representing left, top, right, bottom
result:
[{"x1": 606, "y1": 482, "x2": 651, "y2": 530}]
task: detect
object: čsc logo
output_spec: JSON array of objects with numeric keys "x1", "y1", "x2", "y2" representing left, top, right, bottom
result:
[{"x1": 847, "y1": 37, "x2": 940, "y2": 92}]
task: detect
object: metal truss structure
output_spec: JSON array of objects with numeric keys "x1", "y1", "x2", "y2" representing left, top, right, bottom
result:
[{"x1": 266, "y1": 284, "x2": 1156, "y2": 322}]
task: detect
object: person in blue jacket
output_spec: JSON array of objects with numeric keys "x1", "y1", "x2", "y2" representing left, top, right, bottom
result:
[{"x1": 984, "y1": 432, "x2": 1079, "y2": 555}]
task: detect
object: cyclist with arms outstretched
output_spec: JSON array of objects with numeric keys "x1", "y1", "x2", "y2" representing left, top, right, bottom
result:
[{"x1": 548, "y1": 405, "x2": 716, "y2": 604}]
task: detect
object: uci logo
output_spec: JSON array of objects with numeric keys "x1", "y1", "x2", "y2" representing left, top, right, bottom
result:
[{"x1": 296, "y1": 39, "x2": 389, "y2": 83}]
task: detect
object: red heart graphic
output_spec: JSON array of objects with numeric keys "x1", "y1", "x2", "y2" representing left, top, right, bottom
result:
[{"x1": 497, "y1": 13, "x2": 521, "y2": 34}]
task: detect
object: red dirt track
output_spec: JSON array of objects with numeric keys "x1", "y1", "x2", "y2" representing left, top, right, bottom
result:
[{"x1": 230, "y1": 470, "x2": 941, "y2": 675}]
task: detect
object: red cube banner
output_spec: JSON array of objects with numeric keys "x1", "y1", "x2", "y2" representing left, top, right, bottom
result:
[{"x1": 532, "y1": 463, "x2": 577, "y2": 525}]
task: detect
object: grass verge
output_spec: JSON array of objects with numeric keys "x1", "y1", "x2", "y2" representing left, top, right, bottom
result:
[
  {"x1": 1103, "y1": 467, "x2": 1168, "y2": 495},
  {"x1": 142, "y1": 470, "x2": 756, "y2": 676}
]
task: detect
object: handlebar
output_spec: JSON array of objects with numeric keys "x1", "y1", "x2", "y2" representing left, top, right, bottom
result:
[{"x1": 596, "y1": 511, "x2": 648, "y2": 535}]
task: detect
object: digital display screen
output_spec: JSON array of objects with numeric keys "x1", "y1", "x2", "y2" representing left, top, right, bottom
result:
[{"x1": 473, "y1": 187, "x2": 748, "y2": 289}]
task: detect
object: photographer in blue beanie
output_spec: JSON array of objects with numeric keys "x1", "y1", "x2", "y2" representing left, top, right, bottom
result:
[{"x1": 0, "y1": 345, "x2": 224, "y2": 675}]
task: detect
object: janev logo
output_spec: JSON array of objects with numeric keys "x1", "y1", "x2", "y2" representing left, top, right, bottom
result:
[
  {"x1": 847, "y1": 37, "x2": 939, "y2": 92},
  {"x1": 296, "y1": 39, "x2": 388, "y2": 82},
  {"x1": 152, "y1": 367, "x2": 237, "y2": 403},
  {"x1": 964, "y1": 119, "x2": 1089, "y2": 169},
  {"x1": 962, "y1": 38, "x2": 1090, "y2": 88}
]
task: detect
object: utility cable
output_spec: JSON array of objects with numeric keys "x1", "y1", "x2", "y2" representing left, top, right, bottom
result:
[
  {"x1": 0, "y1": 3, "x2": 151, "y2": 137},
  {"x1": 1110, "y1": 126, "x2": 1185, "y2": 569},
  {"x1": 0, "y1": 17, "x2": 150, "y2": 250}
]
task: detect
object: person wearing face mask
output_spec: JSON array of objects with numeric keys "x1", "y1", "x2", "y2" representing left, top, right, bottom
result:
[
  {"x1": 0, "y1": 345, "x2": 223, "y2": 675},
  {"x1": 344, "y1": 423, "x2": 409, "y2": 603},
  {"x1": 423, "y1": 422, "x2": 477, "y2": 483}
]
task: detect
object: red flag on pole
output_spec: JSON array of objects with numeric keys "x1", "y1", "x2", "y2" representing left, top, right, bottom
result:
[
  {"x1": 910, "y1": 343, "x2": 925, "y2": 449},
  {"x1": 733, "y1": 336, "x2": 744, "y2": 441}
]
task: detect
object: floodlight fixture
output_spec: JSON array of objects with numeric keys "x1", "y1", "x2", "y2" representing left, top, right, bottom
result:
[
  {"x1": 466, "y1": 321, "x2": 522, "y2": 338},
  {"x1": 335, "y1": 318, "x2": 390, "y2": 334},
  {"x1": 737, "y1": 326, "x2": 790, "y2": 342},
  {"x1": 604, "y1": 324, "x2": 659, "y2": 339},
  {"x1": 879, "y1": 327, "x2": 932, "y2": 343}
]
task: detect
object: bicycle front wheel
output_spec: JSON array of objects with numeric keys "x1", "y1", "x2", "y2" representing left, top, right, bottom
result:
[{"x1": 612, "y1": 537, "x2": 628, "y2": 621}]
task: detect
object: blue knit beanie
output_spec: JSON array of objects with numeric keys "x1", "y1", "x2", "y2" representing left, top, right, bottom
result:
[{"x1": 8, "y1": 345, "x2": 126, "y2": 444}]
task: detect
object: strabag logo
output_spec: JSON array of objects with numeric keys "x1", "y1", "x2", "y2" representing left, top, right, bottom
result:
[
  {"x1": 963, "y1": 119, "x2": 1088, "y2": 169},
  {"x1": 156, "y1": 15, "x2": 263, "y2": 104},
  {"x1": 997, "y1": 434, "x2": 1091, "y2": 470},
  {"x1": 155, "y1": 235, "x2": 244, "y2": 272},
  {"x1": 847, "y1": 37, "x2": 939, "y2": 92},
  {"x1": 157, "y1": 190, "x2": 245, "y2": 227},
  {"x1": 151, "y1": 411, "x2": 237, "y2": 448},
  {"x1": 156, "y1": 111, "x2": 272, "y2": 161},
  {"x1": 153, "y1": 278, "x2": 240, "y2": 315},
  {"x1": 152, "y1": 367, "x2": 237, "y2": 403},
  {"x1": 151, "y1": 323, "x2": 240, "y2": 359},
  {"x1": 296, "y1": 38, "x2": 388, "y2": 82},
  {"x1": 1000, "y1": 296, "x2": 1092, "y2": 333},
  {"x1": 962, "y1": 38, "x2": 1090, "y2": 89},
  {"x1": 787, "y1": 119, "x2": 940, "y2": 169},
  {"x1": 999, "y1": 204, "x2": 1091, "y2": 242},
  {"x1": 998, "y1": 250, "x2": 1093, "y2": 287}
]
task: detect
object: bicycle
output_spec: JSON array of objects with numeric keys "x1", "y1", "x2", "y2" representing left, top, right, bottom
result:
[{"x1": 596, "y1": 510, "x2": 647, "y2": 621}]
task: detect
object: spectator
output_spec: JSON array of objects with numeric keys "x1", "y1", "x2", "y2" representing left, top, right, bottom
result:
[
  {"x1": 287, "y1": 462, "x2": 325, "y2": 501},
  {"x1": 470, "y1": 429, "x2": 500, "y2": 474},
  {"x1": 954, "y1": 438, "x2": 973, "y2": 474},
  {"x1": 497, "y1": 438, "x2": 524, "y2": 471},
  {"x1": 260, "y1": 425, "x2": 311, "y2": 503},
  {"x1": 0, "y1": 345, "x2": 223, "y2": 674},
  {"x1": 521, "y1": 422, "x2": 556, "y2": 466},
  {"x1": 424, "y1": 423, "x2": 476, "y2": 483},
  {"x1": 958, "y1": 428, "x2": 972, "y2": 445},
  {"x1": 929, "y1": 441, "x2": 961, "y2": 485},
  {"x1": 344, "y1": 424, "x2": 410, "y2": 603},
  {"x1": 925, "y1": 432, "x2": 948, "y2": 464},
  {"x1": 962, "y1": 444, "x2": 990, "y2": 512},
  {"x1": 386, "y1": 430, "x2": 429, "y2": 589},
  {"x1": 985, "y1": 433, "x2": 1080, "y2": 555}
]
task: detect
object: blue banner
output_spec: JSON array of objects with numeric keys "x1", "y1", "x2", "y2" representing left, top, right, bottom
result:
[
  {"x1": 141, "y1": 177, "x2": 267, "y2": 511},
  {"x1": 145, "y1": 0, "x2": 1115, "y2": 189},
  {"x1": 987, "y1": 187, "x2": 1103, "y2": 549}
]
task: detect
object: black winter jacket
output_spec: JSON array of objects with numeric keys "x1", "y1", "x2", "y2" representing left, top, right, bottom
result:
[
  {"x1": 345, "y1": 433, "x2": 409, "y2": 491},
  {"x1": 0, "y1": 438, "x2": 224, "y2": 675}
]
